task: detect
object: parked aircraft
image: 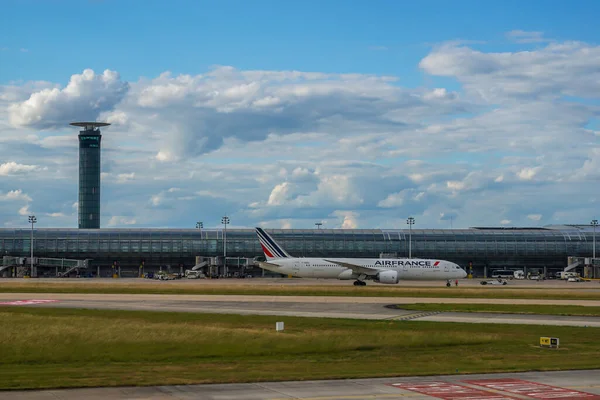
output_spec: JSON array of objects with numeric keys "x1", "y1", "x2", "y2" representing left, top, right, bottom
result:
[{"x1": 255, "y1": 227, "x2": 467, "y2": 286}]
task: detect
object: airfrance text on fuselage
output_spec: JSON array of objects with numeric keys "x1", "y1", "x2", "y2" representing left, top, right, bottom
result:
[{"x1": 374, "y1": 260, "x2": 437, "y2": 267}]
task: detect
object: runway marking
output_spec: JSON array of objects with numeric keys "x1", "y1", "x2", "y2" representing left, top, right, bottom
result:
[
  {"x1": 390, "y1": 381, "x2": 520, "y2": 399},
  {"x1": 464, "y1": 379, "x2": 600, "y2": 399},
  {"x1": 386, "y1": 311, "x2": 443, "y2": 321},
  {"x1": 0, "y1": 299, "x2": 59, "y2": 306},
  {"x1": 269, "y1": 394, "x2": 418, "y2": 400}
]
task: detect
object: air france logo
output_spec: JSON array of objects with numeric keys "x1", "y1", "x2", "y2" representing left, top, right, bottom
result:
[{"x1": 375, "y1": 260, "x2": 440, "y2": 267}]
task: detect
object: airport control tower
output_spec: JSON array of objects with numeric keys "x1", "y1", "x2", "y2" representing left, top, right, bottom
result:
[{"x1": 70, "y1": 122, "x2": 110, "y2": 229}]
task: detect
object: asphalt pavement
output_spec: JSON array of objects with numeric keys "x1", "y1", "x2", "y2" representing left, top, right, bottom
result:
[
  {"x1": 3, "y1": 370, "x2": 600, "y2": 399},
  {"x1": 2, "y1": 293, "x2": 600, "y2": 326}
]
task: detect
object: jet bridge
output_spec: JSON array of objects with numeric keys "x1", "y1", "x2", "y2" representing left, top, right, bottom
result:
[
  {"x1": 2, "y1": 256, "x2": 90, "y2": 277},
  {"x1": 565, "y1": 257, "x2": 600, "y2": 279},
  {"x1": 565, "y1": 257, "x2": 583, "y2": 273}
]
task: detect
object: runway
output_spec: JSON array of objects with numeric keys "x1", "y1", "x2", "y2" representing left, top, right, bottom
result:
[
  {"x1": 4, "y1": 370, "x2": 600, "y2": 399},
  {"x1": 5, "y1": 276, "x2": 600, "y2": 289},
  {"x1": 2, "y1": 293, "x2": 600, "y2": 327}
]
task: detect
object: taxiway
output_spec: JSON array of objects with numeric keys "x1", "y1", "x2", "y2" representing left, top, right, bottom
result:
[
  {"x1": 3, "y1": 370, "x2": 600, "y2": 400},
  {"x1": 1, "y1": 293, "x2": 600, "y2": 327}
]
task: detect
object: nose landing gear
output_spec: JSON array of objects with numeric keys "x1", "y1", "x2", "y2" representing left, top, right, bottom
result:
[{"x1": 446, "y1": 280, "x2": 451, "y2": 287}]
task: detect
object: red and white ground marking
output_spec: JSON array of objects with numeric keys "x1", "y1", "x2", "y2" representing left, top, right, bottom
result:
[
  {"x1": 0, "y1": 299, "x2": 59, "y2": 306},
  {"x1": 464, "y1": 379, "x2": 600, "y2": 399},
  {"x1": 390, "y1": 381, "x2": 519, "y2": 399}
]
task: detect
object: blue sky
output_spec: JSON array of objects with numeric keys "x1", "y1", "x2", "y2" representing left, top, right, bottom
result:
[
  {"x1": 2, "y1": 0, "x2": 600, "y2": 85},
  {"x1": 1, "y1": 0, "x2": 600, "y2": 229}
]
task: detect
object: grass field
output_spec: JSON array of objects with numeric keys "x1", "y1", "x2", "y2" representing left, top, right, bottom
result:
[
  {"x1": 395, "y1": 303, "x2": 600, "y2": 316},
  {"x1": 1, "y1": 307, "x2": 600, "y2": 390},
  {"x1": 2, "y1": 281, "x2": 600, "y2": 300}
]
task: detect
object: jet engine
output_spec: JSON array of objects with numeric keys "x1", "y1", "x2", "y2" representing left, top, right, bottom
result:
[
  {"x1": 337, "y1": 269, "x2": 355, "y2": 280},
  {"x1": 375, "y1": 270, "x2": 399, "y2": 284}
]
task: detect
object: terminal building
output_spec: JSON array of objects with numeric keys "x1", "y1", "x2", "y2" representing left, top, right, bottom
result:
[{"x1": 0, "y1": 225, "x2": 598, "y2": 278}]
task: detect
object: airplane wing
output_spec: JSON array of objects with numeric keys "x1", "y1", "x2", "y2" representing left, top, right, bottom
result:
[{"x1": 323, "y1": 259, "x2": 380, "y2": 276}]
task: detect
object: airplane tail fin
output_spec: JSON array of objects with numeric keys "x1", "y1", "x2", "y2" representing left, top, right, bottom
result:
[{"x1": 255, "y1": 227, "x2": 292, "y2": 260}]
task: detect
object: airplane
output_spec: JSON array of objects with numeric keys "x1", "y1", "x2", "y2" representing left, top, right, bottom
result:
[{"x1": 255, "y1": 227, "x2": 467, "y2": 286}]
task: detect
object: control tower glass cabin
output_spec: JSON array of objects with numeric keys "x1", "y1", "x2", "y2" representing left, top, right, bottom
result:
[{"x1": 70, "y1": 122, "x2": 110, "y2": 229}]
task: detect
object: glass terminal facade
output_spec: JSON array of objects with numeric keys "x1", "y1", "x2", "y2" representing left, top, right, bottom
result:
[
  {"x1": 78, "y1": 129, "x2": 102, "y2": 229},
  {"x1": 0, "y1": 225, "x2": 596, "y2": 276}
]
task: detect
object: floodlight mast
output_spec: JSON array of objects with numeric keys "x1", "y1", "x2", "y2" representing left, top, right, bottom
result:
[
  {"x1": 28, "y1": 215, "x2": 36, "y2": 277},
  {"x1": 592, "y1": 219, "x2": 598, "y2": 259},
  {"x1": 407, "y1": 217, "x2": 415, "y2": 259},
  {"x1": 70, "y1": 122, "x2": 110, "y2": 229},
  {"x1": 221, "y1": 216, "x2": 230, "y2": 275}
]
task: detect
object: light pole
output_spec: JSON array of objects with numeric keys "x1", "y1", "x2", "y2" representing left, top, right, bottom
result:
[
  {"x1": 407, "y1": 217, "x2": 415, "y2": 259},
  {"x1": 592, "y1": 219, "x2": 598, "y2": 259},
  {"x1": 196, "y1": 221, "x2": 203, "y2": 231},
  {"x1": 315, "y1": 222, "x2": 322, "y2": 230},
  {"x1": 28, "y1": 215, "x2": 36, "y2": 277},
  {"x1": 221, "y1": 216, "x2": 230, "y2": 276}
]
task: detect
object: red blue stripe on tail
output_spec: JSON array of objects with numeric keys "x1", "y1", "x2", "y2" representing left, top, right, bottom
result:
[{"x1": 255, "y1": 227, "x2": 291, "y2": 259}]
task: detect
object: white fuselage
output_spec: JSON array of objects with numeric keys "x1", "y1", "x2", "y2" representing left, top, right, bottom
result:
[{"x1": 260, "y1": 257, "x2": 467, "y2": 281}]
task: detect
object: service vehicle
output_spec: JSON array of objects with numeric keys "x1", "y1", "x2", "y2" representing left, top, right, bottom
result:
[
  {"x1": 480, "y1": 278, "x2": 508, "y2": 285},
  {"x1": 491, "y1": 270, "x2": 516, "y2": 279}
]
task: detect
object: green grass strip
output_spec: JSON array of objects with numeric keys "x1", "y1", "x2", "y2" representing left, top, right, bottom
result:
[{"x1": 1, "y1": 307, "x2": 600, "y2": 390}]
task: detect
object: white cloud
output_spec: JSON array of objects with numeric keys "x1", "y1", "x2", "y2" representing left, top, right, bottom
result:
[
  {"x1": 378, "y1": 193, "x2": 404, "y2": 208},
  {"x1": 516, "y1": 167, "x2": 541, "y2": 181},
  {"x1": 573, "y1": 148, "x2": 600, "y2": 181},
  {"x1": 500, "y1": 219, "x2": 512, "y2": 225},
  {"x1": 446, "y1": 180, "x2": 466, "y2": 191},
  {"x1": 0, "y1": 162, "x2": 44, "y2": 176},
  {"x1": 267, "y1": 182, "x2": 291, "y2": 206},
  {"x1": 99, "y1": 65, "x2": 471, "y2": 161},
  {"x1": 46, "y1": 212, "x2": 66, "y2": 218},
  {"x1": 420, "y1": 39, "x2": 600, "y2": 101},
  {"x1": 311, "y1": 175, "x2": 363, "y2": 206},
  {"x1": 116, "y1": 172, "x2": 135, "y2": 183},
  {"x1": 0, "y1": 190, "x2": 32, "y2": 202},
  {"x1": 156, "y1": 150, "x2": 174, "y2": 162},
  {"x1": 527, "y1": 214, "x2": 542, "y2": 221},
  {"x1": 107, "y1": 216, "x2": 137, "y2": 226},
  {"x1": 150, "y1": 193, "x2": 163, "y2": 207},
  {"x1": 332, "y1": 210, "x2": 359, "y2": 229},
  {"x1": 18, "y1": 205, "x2": 32, "y2": 216},
  {"x1": 9, "y1": 69, "x2": 129, "y2": 129}
]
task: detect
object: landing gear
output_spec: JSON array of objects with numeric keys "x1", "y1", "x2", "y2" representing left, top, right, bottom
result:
[
  {"x1": 446, "y1": 280, "x2": 451, "y2": 287},
  {"x1": 353, "y1": 280, "x2": 367, "y2": 286}
]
